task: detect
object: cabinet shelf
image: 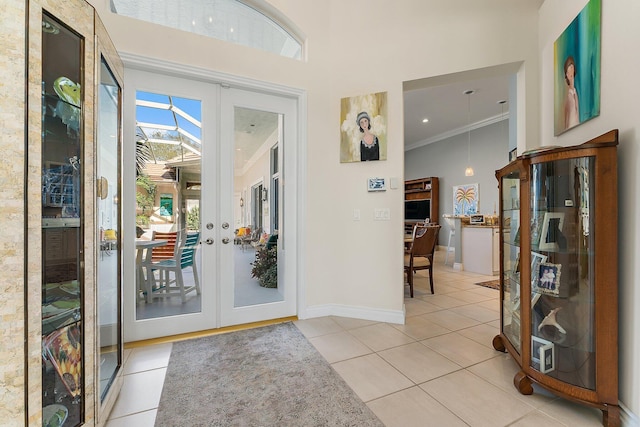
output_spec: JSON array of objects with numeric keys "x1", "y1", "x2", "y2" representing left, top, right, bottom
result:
[{"x1": 493, "y1": 130, "x2": 619, "y2": 426}]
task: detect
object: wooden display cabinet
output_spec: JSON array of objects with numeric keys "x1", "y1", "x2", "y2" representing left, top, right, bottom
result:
[{"x1": 492, "y1": 130, "x2": 619, "y2": 426}]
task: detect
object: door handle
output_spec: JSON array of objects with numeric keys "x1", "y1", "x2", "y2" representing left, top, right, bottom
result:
[
  {"x1": 222, "y1": 237, "x2": 230, "y2": 244},
  {"x1": 205, "y1": 238, "x2": 214, "y2": 245}
]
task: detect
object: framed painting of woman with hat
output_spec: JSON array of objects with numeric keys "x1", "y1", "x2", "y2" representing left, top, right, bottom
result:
[{"x1": 340, "y1": 91, "x2": 387, "y2": 163}]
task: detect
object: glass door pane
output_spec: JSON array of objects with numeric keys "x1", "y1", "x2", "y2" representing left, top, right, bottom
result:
[
  {"x1": 41, "y1": 12, "x2": 84, "y2": 425},
  {"x1": 233, "y1": 107, "x2": 283, "y2": 308},
  {"x1": 96, "y1": 58, "x2": 122, "y2": 401},
  {"x1": 529, "y1": 158, "x2": 596, "y2": 387},
  {"x1": 501, "y1": 170, "x2": 521, "y2": 354},
  {"x1": 134, "y1": 90, "x2": 203, "y2": 321}
]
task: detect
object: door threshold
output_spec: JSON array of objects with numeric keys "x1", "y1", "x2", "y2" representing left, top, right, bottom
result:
[{"x1": 124, "y1": 316, "x2": 298, "y2": 349}]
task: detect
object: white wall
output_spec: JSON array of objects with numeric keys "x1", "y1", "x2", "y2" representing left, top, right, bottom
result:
[
  {"x1": 89, "y1": 0, "x2": 541, "y2": 319},
  {"x1": 539, "y1": 0, "x2": 639, "y2": 421},
  {"x1": 405, "y1": 121, "x2": 508, "y2": 244}
]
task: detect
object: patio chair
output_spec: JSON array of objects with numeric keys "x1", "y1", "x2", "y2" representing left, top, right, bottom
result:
[
  {"x1": 147, "y1": 231, "x2": 201, "y2": 303},
  {"x1": 241, "y1": 226, "x2": 262, "y2": 251},
  {"x1": 151, "y1": 230, "x2": 178, "y2": 262}
]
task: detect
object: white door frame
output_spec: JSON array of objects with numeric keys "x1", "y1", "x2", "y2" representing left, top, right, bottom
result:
[{"x1": 121, "y1": 54, "x2": 307, "y2": 341}]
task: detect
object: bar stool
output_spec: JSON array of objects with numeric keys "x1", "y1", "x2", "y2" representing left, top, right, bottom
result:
[{"x1": 443, "y1": 215, "x2": 456, "y2": 265}]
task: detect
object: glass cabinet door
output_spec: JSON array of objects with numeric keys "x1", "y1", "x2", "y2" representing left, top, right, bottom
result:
[
  {"x1": 529, "y1": 158, "x2": 595, "y2": 388},
  {"x1": 96, "y1": 57, "x2": 122, "y2": 402},
  {"x1": 501, "y1": 170, "x2": 521, "y2": 354},
  {"x1": 41, "y1": 12, "x2": 84, "y2": 426}
]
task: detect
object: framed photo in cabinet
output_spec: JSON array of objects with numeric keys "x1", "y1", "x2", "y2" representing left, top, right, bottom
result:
[
  {"x1": 538, "y1": 212, "x2": 565, "y2": 250},
  {"x1": 535, "y1": 262, "x2": 562, "y2": 296},
  {"x1": 530, "y1": 252, "x2": 547, "y2": 287},
  {"x1": 532, "y1": 336, "x2": 556, "y2": 374}
]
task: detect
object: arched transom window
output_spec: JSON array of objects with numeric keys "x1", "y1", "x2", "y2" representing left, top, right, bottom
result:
[{"x1": 111, "y1": 0, "x2": 303, "y2": 60}]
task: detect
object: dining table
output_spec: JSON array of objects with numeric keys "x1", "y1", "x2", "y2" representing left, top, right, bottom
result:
[
  {"x1": 404, "y1": 233, "x2": 414, "y2": 251},
  {"x1": 135, "y1": 239, "x2": 167, "y2": 303}
]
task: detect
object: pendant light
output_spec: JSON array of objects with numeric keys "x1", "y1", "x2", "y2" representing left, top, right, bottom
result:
[{"x1": 464, "y1": 89, "x2": 475, "y2": 177}]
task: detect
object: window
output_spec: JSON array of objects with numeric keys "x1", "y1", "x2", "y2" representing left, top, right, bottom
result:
[
  {"x1": 111, "y1": 0, "x2": 303, "y2": 60},
  {"x1": 270, "y1": 144, "x2": 279, "y2": 232}
]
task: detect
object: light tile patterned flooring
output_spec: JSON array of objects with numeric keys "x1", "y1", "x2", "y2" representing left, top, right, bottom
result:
[{"x1": 106, "y1": 250, "x2": 604, "y2": 427}]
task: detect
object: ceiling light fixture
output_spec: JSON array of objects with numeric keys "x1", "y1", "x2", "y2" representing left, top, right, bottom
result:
[
  {"x1": 422, "y1": 118, "x2": 429, "y2": 123},
  {"x1": 464, "y1": 90, "x2": 475, "y2": 177}
]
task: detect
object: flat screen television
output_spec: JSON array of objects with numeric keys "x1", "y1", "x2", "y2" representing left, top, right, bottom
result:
[{"x1": 405, "y1": 199, "x2": 430, "y2": 221}]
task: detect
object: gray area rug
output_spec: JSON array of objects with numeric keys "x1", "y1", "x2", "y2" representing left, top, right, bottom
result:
[{"x1": 155, "y1": 322, "x2": 383, "y2": 427}]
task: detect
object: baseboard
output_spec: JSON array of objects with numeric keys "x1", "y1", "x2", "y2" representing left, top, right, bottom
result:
[
  {"x1": 302, "y1": 303, "x2": 405, "y2": 325},
  {"x1": 620, "y1": 401, "x2": 638, "y2": 427},
  {"x1": 100, "y1": 323, "x2": 118, "y2": 347}
]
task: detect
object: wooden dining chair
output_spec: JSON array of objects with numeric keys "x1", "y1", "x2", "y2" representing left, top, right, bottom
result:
[{"x1": 404, "y1": 223, "x2": 441, "y2": 297}]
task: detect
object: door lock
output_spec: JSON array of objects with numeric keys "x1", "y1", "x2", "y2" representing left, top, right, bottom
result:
[{"x1": 205, "y1": 238, "x2": 214, "y2": 245}]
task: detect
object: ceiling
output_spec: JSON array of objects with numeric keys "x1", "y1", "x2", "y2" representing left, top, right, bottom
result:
[
  {"x1": 403, "y1": 73, "x2": 512, "y2": 151},
  {"x1": 234, "y1": 107, "x2": 278, "y2": 171}
]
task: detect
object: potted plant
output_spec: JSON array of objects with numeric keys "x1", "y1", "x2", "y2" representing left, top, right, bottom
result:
[{"x1": 251, "y1": 246, "x2": 277, "y2": 288}]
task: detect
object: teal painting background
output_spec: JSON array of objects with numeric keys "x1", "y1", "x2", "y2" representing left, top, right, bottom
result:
[{"x1": 553, "y1": 0, "x2": 601, "y2": 135}]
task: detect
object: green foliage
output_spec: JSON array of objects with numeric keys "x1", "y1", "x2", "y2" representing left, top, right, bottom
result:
[
  {"x1": 251, "y1": 246, "x2": 278, "y2": 288},
  {"x1": 136, "y1": 214, "x2": 149, "y2": 226},
  {"x1": 136, "y1": 174, "x2": 156, "y2": 225},
  {"x1": 136, "y1": 137, "x2": 151, "y2": 176},
  {"x1": 259, "y1": 265, "x2": 278, "y2": 288},
  {"x1": 186, "y1": 205, "x2": 200, "y2": 230}
]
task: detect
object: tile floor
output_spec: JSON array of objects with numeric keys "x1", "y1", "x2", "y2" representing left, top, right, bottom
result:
[{"x1": 105, "y1": 250, "x2": 604, "y2": 427}]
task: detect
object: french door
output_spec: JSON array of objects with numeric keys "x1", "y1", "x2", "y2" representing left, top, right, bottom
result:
[
  {"x1": 219, "y1": 88, "x2": 297, "y2": 327},
  {"x1": 123, "y1": 70, "x2": 297, "y2": 341}
]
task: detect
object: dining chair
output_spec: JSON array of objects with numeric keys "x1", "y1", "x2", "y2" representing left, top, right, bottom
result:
[
  {"x1": 147, "y1": 231, "x2": 201, "y2": 303},
  {"x1": 404, "y1": 223, "x2": 441, "y2": 297},
  {"x1": 442, "y1": 215, "x2": 456, "y2": 265}
]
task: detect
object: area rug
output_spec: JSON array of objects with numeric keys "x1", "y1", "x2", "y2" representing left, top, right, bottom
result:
[
  {"x1": 474, "y1": 279, "x2": 500, "y2": 290},
  {"x1": 155, "y1": 322, "x2": 383, "y2": 427}
]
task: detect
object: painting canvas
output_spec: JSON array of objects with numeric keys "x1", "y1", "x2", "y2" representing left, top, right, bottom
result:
[
  {"x1": 340, "y1": 92, "x2": 388, "y2": 163},
  {"x1": 453, "y1": 183, "x2": 478, "y2": 215},
  {"x1": 553, "y1": 0, "x2": 601, "y2": 135}
]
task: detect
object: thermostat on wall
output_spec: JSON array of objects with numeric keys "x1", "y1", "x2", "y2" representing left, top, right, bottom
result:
[{"x1": 367, "y1": 177, "x2": 386, "y2": 192}]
